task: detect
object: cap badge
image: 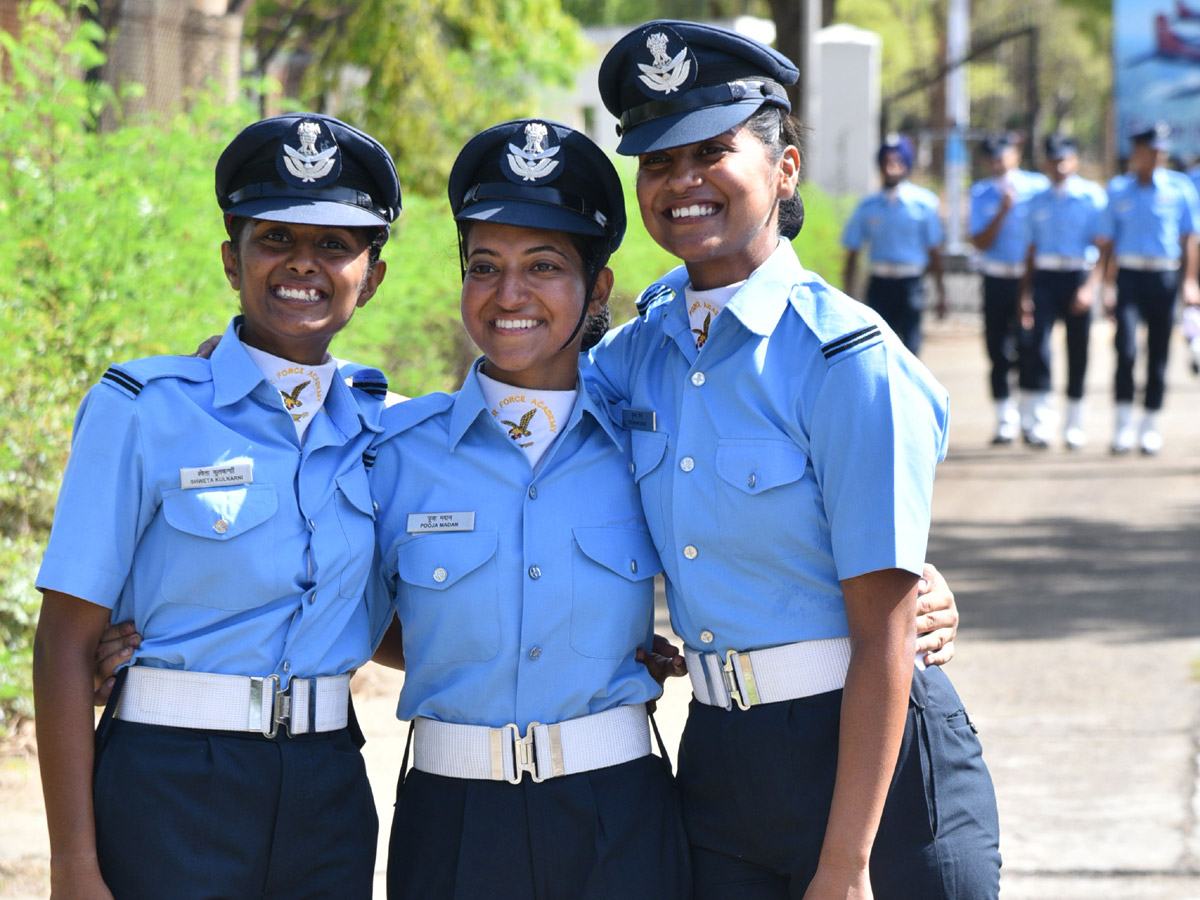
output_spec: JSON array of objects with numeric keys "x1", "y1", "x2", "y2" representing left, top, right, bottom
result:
[
  {"x1": 279, "y1": 119, "x2": 341, "y2": 185},
  {"x1": 504, "y1": 121, "x2": 561, "y2": 183},
  {"x1": 638, "y1": 32, "x2": 692, "y2": 94}
]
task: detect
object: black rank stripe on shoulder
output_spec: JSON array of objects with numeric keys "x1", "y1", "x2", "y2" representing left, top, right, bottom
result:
[
  {"x1": 636, "y1": 283, "x2": 674, "y2": 315},
  {"x1": 822, "y1": 325, "x2": 881, "y2": 360},
  {"x1": 362, "y1": 450, "x2": 376, "y2": 470},
  {"x1": 102, "y1": 366, "x2": 143, "y2": 397},
  {"x1": 352, "y1": 380, "x2": 388, "y2": 398}
]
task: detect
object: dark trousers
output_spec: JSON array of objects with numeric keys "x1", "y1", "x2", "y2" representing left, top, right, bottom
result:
[
  {"x1": 387, "y1": 753, "x2": 691, "y2": 900},
  {"x1": 867, "y1": 276, "x2": 925, "y2": 355},
  {"x1": 93, "y1": 676, "x2": 377, "y2": 900},
  {"x1": 1114, "y1": 268, "x2": 1179, "y2": 410},
  {"x1": 1020, "y1": 269, "x2": 1092, "y2": 398},
  {"x1": 677, "y1": 665, "x2": 1001, "y2": 900},
  {"x1": 982, "y1": 275, "x2": 1021, "y2": 400}
]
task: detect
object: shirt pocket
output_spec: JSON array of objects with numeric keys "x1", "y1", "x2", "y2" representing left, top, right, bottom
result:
[
  {"x1": 393, "y1": 530, "x2": 500, "y2": 664},
  {"x1": 714, "y1": 440, "x2": 820, "y2": 559},
  {"x1": 630, "y1": 429, "x2": 671, "y2": 552},
  {"x1": 570, "y1": 526, "x2": 661, "y2": 659},
  {"x1": 158, "y1": 484, "x2": 279, "y2": 608},
  {"x1": 333, "y1": 468, "x2": 376, "y2": 599}
]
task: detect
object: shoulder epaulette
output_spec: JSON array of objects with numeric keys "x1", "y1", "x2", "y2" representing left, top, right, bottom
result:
[
  {"x1": 821, "y1": 324, "x2": 883, "y2": 361},
  {"x1": 362, "y1": 448, "x2": 377, "y2": 470},
  {"x1": 100, "y1": 357, "x2": 212, "y2": 399},
  {"x1": 379, "y1": 391, "x2": 454, "y2": 439},
  {"x1": 337, "y1": 361, "x2": 389, "y2": 399},
  {"x1": 636, "y1": 282, "x2": 676, "y2": 316}
]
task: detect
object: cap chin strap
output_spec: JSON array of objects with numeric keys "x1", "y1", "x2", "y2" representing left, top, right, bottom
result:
[
  {"x1": 558, "y1": 269, "x2": 601, "y2": 352},
  {"x1": 617, "y1": 79, "x2": 789, "y2": 136}
]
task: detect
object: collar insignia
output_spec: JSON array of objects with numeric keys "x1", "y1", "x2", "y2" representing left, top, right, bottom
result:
[
  {"x1": 636, "y1": 28, "x2": 696, "y2": 97},
  {"x1": 278, "y1": 119, "x2": 341, "y2": 186},
  {"x1": 503, "y1": 121, "x2": 562, "y2": 184}
]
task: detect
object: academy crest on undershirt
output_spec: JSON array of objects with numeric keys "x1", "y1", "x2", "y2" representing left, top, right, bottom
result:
[
  {"x1": 277, "y1": 119, "x2": 341, "y2": 187},
  {"x1": 502, "y1": 121, "x2": 562, "y2": 185},
  {"x1": 634, "y1": 27, "x2": 697, "y2": 98}
]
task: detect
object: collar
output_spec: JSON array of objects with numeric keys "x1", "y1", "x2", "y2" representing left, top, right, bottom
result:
[
  {"x1": 447, "y1": 359, "x2": 621, "y2": 452},
  {"x1": 724, "y1": 239, "x2": 803, "y2": 337}
]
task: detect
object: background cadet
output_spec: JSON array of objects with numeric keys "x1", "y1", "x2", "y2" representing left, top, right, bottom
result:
[
  {"x1": 969, "y1": 132, "x2": 1050, "y2": 445},
  {"x1": 841, "y1": 133, "x2": 945, "y2": 355},
  {"x1": 1020, "y1": 133, "x2": 1107, "y2": 449},
  {"x1": 1097, "y1": 122, "x2": 1200, "y2": 454}
]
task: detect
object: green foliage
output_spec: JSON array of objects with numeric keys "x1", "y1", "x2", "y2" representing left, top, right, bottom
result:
[{"x1": 560, "y1": 0, "x2": 764, "y2": 26}]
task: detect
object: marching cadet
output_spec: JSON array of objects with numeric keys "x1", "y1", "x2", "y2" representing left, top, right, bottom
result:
[
  {"x1": 841, "y1": 133, "x2": 946, "y2": 355},
  {"x1": 969, "y1": 132, "x2": 1050, "y2": 444},
  {"x1": 591, "y1": 20, "x2": 1001, "y2": 900},
  {"x1": 1097, "y1": 122, "x2": 1200, "y2": 454},
  {"x1": 33, "y1": 114, "x2": 398, "y2": 900},
  {"x1": 1020, "y1": 133, "x2": 1107, "y2": 449}
]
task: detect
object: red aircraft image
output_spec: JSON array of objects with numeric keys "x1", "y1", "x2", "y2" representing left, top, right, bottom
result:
[
  {"x1": 1178, "y1": 0, "x2": 1200, "y2": 21},
  {"x1": 1155, "y1": 13, "x2": 1200, "y2": 63}
]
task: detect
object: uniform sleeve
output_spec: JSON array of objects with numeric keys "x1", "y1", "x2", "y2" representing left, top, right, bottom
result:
[
  {"x1": 1097, "y1": 186, "x2": 1117, "y2": 241},
  {"x1": 968, "y1": 186, "x2": 989, "y2": 237},
  {"x1": 1180, "y1": 178, "x2": 1200, "y2": 235},
  {"x1": 806, "y1": 344, "x2": 948, "y2": 581},
  {"x1": 924, "y1": 201, "x2": 945, "y2": 248},
  {"x1": 841, "y1": 201, "x2": 867, "y2": 250},
  {"x1": 1088, "y1": 186, "x2": 1108, "y2": 244},
  {"x1": 584, "y1": 316, "x2": 641, "y2": 409},
  {"x1": 36, "y1": 384, "x2": 152, "y2": 607}
]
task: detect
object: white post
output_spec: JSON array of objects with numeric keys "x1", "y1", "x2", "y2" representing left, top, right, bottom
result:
[{"x1": 945, "y1": 0, "x2": 970, "y2": 252}]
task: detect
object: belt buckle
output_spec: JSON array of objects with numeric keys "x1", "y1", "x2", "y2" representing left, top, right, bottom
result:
[
  {"x1": 722, "y1": 649, "x2": 762, "y2": 711},
  {"x1": 504, "y1": 722, "x2": 544, "y2": 784},
  {"x1": 250, "y1": 674, "x2": 292, "y2": 738}
]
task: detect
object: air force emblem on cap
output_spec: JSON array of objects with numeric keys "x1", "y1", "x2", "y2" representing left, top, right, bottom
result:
[
  {"x1": 503, "y1": 121, "x2": 562, "y2": 184},
  {"x1": 636, "y1": 27, "x2": 696, "y2": 97},
  {"x1": 278, "y1": 119, "x2": 341, "y2": 186}
]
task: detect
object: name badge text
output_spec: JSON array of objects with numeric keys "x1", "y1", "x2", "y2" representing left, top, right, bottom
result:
[
  {"x1": 406, "y1": 511, "x2": 476, "y2": 533},
  {"x1": 621, "y1": 408, "x2": 657, "y2": 432},
  {"x1": 179, "y1": 463, "x2": 253, "y2": 490}
]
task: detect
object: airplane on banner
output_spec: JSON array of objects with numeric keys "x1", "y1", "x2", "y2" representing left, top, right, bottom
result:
[
  {"x1": 1178, "y1": 0, "x2": 1200, "y2": 21},
  {"x1": 1152, "y1": 13, "x2": 1200, "y2": 64}
]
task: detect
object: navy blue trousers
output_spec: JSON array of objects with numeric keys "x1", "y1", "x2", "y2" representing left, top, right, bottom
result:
[
  {"x1": 1114, "y1": 268, "x2": 1179, "y2": 410},
  {"x1": 867, "y1": 276, "x2": 925, "y2": 355},
  {"x1": 982, "y1": 275, "x2": 1021, "y2": 400},
  {"x1": 1020, "y1": 269, "x2": 1092, "y2": 398},
  {"x1": 677, "y1": 665, "x2": 1001, "y2": 900},
  {"x1": 94, "y1": 679, "x2": 377, "y2": 900},
  {"x1": 387, "y1": 753, "x2": 691, "y2": 900}
]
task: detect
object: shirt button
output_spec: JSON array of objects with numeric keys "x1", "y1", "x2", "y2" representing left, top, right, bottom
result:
[
  {"x1": 528, "y1": 565, "x2": 542, "y2": 580},
  {"x1": 308, "y1": 519, "x2": 316, "y2": 531},
  {"x1": 630, "y1": 559, "x2": 638, "y2": 574},
  {"x1": 213, "y1": 518, "x2": 229, "y2": 534},
  {"x1": 691, "y1": 371, "x2": 706, "y2": 387},
  {"x1": 629, "y1": 462, "x2": 635, "y2": 475},
  {"x1": 529, "y1": 646, "x2": 543, "y2": 660},
  {"x1": 433, "y1": 567, "x2": 448, "y2": 583},
  {"x1": 683, "y1": 545, "x2": 698, "y2": 560},
  {"x1": 282, "y1": 660, "x2": 291, "y2": 673},
  {"x1": 680, "y1": 456, "x2": 695, "y2": 472},
  {"x1": 528, "y1": 485, "x2": 538, "y2": 500},
  {"x1": 700, "y1": 630, "x2": 714, "y2": 644}
]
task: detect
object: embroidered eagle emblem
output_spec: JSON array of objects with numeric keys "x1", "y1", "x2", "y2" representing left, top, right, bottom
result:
[
  {"x1": 501, "y1": 408, "x2": 537, "y2": 447},
  {"x1": 638, "y1": 33, "x2": 691, "y2": 94},
  {"x1": 282, "y1": 122, "x2": 337, "y2": 183},
  {"x1": 506, "y1": 122, "x2": 560, "y2": 182},
  {"x1": 692, "y1": 312, "x2": 711, "y2": 349},
  {"x1": 280, "y1": 381, "x2": 309, "y2": 410}
]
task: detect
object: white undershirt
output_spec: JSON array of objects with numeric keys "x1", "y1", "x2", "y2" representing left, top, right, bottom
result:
[
  {"x1": 241, "y1": 342, "x2": 338, "y2": 442},
  {"x1": 476, "y1": 368, "x2": 577, "y2": 468},
  {"x1": 684, "y1": 280, "x2": 744, "y2": 349}
]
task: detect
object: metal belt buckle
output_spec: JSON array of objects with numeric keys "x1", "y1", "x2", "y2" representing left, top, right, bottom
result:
[
  {"x1": 504, "y1": 722, "x2": 544, "y2": 784},
  {"x1": 250, "y1": 674, "x2": 292, "y2": 739},
  {"x1": 722, "y1": 650, "x2": 762, "y2": 711}
]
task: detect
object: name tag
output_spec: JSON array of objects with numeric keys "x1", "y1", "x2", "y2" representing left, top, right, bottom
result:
[
  {"x1": 406, "y1": 511, "x2": 476, "y2": 533},
  {"x1": 621, "y1": 408, "x2": 657, "y2": 432},
  {"x1": 179, "y1": 463, "x2": 253, "y2": 490}
]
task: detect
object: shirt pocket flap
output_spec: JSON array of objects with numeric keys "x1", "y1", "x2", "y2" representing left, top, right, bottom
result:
[
  {"x1": 395, "y1": 531, "x2": 498, "y2": 590},
  {"x1": 161, "y1": 484, "x2": 277, "y2": 540},
  {"x1": 336, "y1": 470, "x2": 375, "y2": 518},
  {"x1": 630, "y1": 430, "x2": 668, "y2": 483},
  {"x1": 572, "y1": 526, "x2": 662, "y2": 581},
  {"x1": 715, "y1": 441, "x2": 808, "y2": 496}
]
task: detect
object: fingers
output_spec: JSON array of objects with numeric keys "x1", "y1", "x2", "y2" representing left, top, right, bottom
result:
[
  {"x1": 93, "y1": 677, "x2": 116, "y2": 707},
  {"x1": 922, "y1": 639, "x2": 956, "y2": 667},
  {"x1": 93, "y1": 623, "x2": 140, "y2": 706}
]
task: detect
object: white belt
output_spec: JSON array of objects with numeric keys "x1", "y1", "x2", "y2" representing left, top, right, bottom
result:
[
  {"x1": 686, "y1": 637, "x2": 852, "y2": 711},
  {"x1": 412, "y1": 704, "x2": 651, "y2": 784},
  {"x1": 978, "y1": 259, "x2": 1025, "y2": 279},
  {"x1": 1117, "y1": 254, "x2": 1180, "y2": 272},
  {"x1": 114, "y1": 666, "x2": 352, "y2": 737},
  {"x1": 1034, "y1": 254, "x2": 1090, "y2": 272},
  {"x1": 869, "y1": 262, "x2": 926, "y2": 279}
]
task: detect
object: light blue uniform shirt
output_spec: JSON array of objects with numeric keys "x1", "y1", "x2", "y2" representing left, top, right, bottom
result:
[
  {"x1": 1098, "y1": 169, "x2": 1200, "y2": 259},
  {"x1": 37, "y1": 317, "x2": 390, "y2": 680},
  {"x1": 841, "y1": 181, "x2": 944, "y2": 266},
  {"x1": 969, "y1": 169, "x2": 1051, "y2": 263},
  {"x1": 1025, "y1": 174, "x2": 1107, "y2": 264},
  {"x1": 370, "y1": 363, "x2": 662, "y2": 729},
  {"x1": 586, "y1": 241, "x2": 949, "y2": 656}
]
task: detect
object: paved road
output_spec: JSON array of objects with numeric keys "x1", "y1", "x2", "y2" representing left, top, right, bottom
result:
[{"x1": 3, "y1": 317, "x2": 1198, "y2": 899}]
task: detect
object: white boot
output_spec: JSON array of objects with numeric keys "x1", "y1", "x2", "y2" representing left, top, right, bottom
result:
[
  {"x1": 1064, "y1": 400, "x2": 1087, "y2": 450},
  {"x1": 1139, "y1": 411, "x2": 1163, "y2": 455},
  {"x1": 992, "y1": 398, "x2": 1019, "y2": 444},
  {"x1": 1111, "y1": 402, "x2": 1135, "y2": 454},
  {"x1": 1026, "y1": 392, "x2": 1054, "y2": 448}
]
